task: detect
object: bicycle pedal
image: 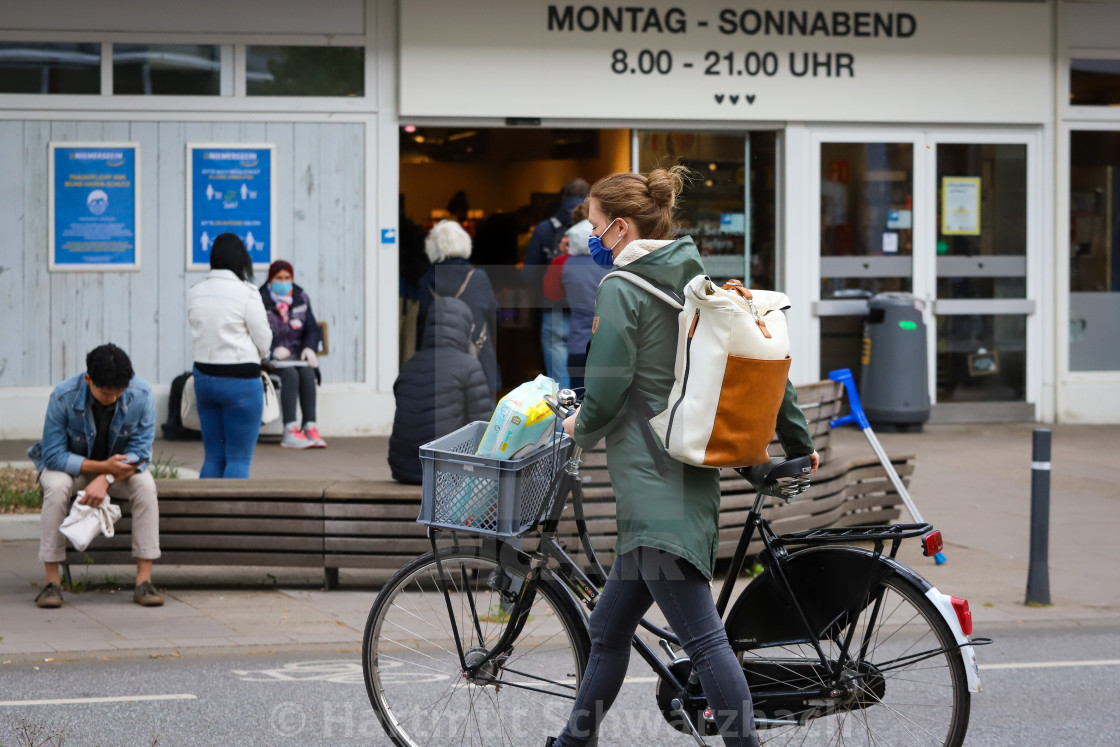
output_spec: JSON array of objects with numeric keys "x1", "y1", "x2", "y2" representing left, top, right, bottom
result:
[{"x1": 670, "y1": 698, "x2": 709, "y2": 746}]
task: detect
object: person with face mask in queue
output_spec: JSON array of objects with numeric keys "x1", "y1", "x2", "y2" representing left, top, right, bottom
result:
[{"x1": 260, "y1": 260, "x2": 326, "y2": 449}]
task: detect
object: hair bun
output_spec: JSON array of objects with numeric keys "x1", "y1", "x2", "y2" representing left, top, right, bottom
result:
[{"x1": 646, "y1": 166, "x2": 688, "y2": 208}]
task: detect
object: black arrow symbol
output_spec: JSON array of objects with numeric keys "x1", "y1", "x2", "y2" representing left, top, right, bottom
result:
[
  {"x1": 714, "y1": 94, "x2": 725, "y2": 104},
  {"x1": 730, "y1": 94, "x2": 740, "y2": 104},
  {"x1": 745, "y1": 94, "x2": 756, "y2": 104}
]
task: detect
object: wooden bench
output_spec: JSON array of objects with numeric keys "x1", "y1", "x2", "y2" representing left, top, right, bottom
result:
[
  {"x1": 65, "y1": 480, "x2": 333, "y2": 577},
  {"x1": 66, "y1": 382, "x2": 909, "y2": 587}
]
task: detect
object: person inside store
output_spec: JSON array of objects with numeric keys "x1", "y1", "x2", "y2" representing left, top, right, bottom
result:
[
  {"x1": 187, "y1": 233, "x2": 272, "y2": 478},
  {"x1": 259, "y1": 259, "x2": 326, "y2": 449},
  {"x1": 523, "y1": 177, "x2": 589, "y2": 389},
  {"x1": 28, "y1": 343, "x2": 163, "y2": 609},
  {"x1": 388, "y1": 297, "x2": 493, "y2": 484},
  {"x1": 555, "y1": 204, "x2": 604, "y2": 391},
  {"x1": 417, "y1": 219, "x2": 500, "y2": 395},
  {"x1": 549, "y1": 167, "x2": 820, "y2": 747}
]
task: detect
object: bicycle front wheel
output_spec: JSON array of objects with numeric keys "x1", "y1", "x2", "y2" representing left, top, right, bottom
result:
[
  {"x1": 362, "y1": 545, "x2": 591, "y2": 747},
  {"x1": 741, "y1": 573, "x2": 971, "y2": 746}
]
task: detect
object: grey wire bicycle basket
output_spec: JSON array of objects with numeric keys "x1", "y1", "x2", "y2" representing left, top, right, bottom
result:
[{"x1": 417, "y1": 421, "x2": 572, "y2": 537}]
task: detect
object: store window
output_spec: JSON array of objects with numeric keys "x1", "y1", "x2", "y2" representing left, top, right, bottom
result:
[
  {"x1": 246, "y1": 46, "x2": 363, "y2": 97},
  {"x1": 0, "y1": 42, "x2": 100, "y2": 94},
  {"x1": 1070, "y1": 130, "x2": 1120, "y2": 371},
  {"x1": 113, "y1": 44, "x2": 220, "y2": 95},
  {"x1": 1070, "y1": 59, "x2": 1120, "y2": 107},
  {"x1": 637, "y1": 131, "x2": 777, "y2": 288}
]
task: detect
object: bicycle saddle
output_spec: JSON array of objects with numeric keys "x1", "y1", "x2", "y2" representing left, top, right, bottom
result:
[{"x1": 736, "y1": 456, "x2": 813, "y2": 499}]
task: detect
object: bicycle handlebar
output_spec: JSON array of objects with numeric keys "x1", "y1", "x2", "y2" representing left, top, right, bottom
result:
[{"x1": 543, "y1": 389, "x2": 580, "y2": 420}]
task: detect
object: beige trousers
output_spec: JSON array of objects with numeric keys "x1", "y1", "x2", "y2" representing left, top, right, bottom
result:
[{"x1": 38, "y1": 470, "x2": 161, "y2": 563}]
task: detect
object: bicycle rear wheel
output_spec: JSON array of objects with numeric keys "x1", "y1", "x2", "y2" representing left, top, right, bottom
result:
[
  {"x1": 740, "y1": 573, "x2": 970, "y2": 746},
  {"x1": 363, "y1": 545, "x2": 591, "y2": 747}
]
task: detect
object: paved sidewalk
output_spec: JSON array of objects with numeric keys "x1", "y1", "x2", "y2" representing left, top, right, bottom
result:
[{"x1": 1, "y1": 424, "x2": 1118, "y2": 661}]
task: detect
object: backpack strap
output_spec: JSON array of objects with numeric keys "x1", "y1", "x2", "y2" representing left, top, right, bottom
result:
[
  {"x1": 431, "y1": 268, "x2": 476, "y2": 300},
  {"x1": 600, "y1": 270, "x2": 684, "y2": 310},
  {"x1": 453, "y1": 269, "x2": 475, "y2": 299}
]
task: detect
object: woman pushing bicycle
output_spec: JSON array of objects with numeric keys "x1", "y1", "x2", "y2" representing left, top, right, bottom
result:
[{"x1": 553, "y1": 167, "x2": 820, "y2": 746}]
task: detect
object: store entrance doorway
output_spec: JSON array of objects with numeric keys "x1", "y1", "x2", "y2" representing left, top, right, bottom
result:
[{"x1": 397, "y1": 127, "x2": 631, "y2": 392}]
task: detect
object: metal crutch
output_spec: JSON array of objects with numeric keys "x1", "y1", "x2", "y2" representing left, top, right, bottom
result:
[{"x1": 827, "y1": 368, "x2": 948, "y2": 564}]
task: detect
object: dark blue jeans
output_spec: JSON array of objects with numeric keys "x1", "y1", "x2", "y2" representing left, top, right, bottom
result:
[
  {"x1": 193, "y1": 368, "x2": 263, "y2": 479},
  {"x1": 556, "y1": 547, "x2": 759, "y2": 747}
]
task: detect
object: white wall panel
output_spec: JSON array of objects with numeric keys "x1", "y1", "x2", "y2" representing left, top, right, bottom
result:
[
  {"x1": 0, "y1": 123, "x2": 24, "y2": 387},
  {"x1": 21, "y1": 122, "x2": 51, "y2": 388},
  {"x1": 129, "y1": 120, "x2": 161, "y2": 385},
  {"x1": 0, "y1": 119, "x2": 366, "y2": 390}
]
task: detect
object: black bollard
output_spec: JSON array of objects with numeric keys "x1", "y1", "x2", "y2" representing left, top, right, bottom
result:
[{"x1": 1025, "y1": 428, "x2": 1051, "y2": 605}]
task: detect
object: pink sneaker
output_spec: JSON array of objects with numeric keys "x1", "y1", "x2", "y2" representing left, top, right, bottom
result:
[
  {"x1": 280, "y1": 422, "x2": 314, "y2": 449},
  {"x1": 303, "y1": 423, "x2": 327, "y2": 448}
]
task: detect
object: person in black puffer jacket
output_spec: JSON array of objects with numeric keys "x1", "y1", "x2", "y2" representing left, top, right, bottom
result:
[{"x1": 389, "y1": 297, "x2": 494, "y2": 484}]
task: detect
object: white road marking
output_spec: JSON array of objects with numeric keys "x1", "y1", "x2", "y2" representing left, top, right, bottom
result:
[
  {"x1": 979, "y1": 659, "x2": 1120, "y2": 671},
  {"x1": 0, "y1": 694, "x2": 197, "y2": 707}
]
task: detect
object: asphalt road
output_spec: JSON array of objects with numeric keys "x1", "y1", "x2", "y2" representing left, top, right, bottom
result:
[{"x1": 1, "y1": 622, "x2": 1118, "y2": 746}]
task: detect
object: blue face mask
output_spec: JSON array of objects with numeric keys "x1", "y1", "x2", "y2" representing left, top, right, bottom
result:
[
  {"x1": 588, "y1": 218, "x2": 623, "y2": 268},
  {"x1": 271, "y1": 280, "x2": 292, "y2": 296}
]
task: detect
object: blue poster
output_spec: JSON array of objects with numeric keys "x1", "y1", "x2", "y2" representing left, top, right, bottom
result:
[
  {"x1": 189, "y1": 145, "x2": 273, "y2": 267},
  {"x1": 51, "y1": 144, "x2": 139, "y2": 270}
]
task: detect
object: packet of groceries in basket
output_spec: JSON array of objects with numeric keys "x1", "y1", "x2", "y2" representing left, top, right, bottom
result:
[{"x1": 475, "y1": 374, "x2": 559, "y2": 460}]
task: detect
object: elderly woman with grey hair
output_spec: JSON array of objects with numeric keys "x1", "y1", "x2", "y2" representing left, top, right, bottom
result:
[{"x1": 416, "y1": 219, "x2": 500, "y2": 394}]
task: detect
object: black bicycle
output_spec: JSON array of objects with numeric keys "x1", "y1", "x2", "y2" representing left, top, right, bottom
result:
[{"x1": 362, "y1": 391, "x2": 987, "y2": 745}]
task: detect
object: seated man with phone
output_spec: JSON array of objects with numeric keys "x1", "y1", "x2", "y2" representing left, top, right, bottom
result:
[{"x1": 28, "y1": 343, "x2": 163, "y2": 608}]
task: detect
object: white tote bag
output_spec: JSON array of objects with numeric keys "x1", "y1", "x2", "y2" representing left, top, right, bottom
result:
[
  {"x1": 180, "y1": 375, "x2": 201, "y2": 431},
  {"x1": 183, "y1": 372, "x2": 281, "y2": 427},
  {"x1": 59, "y1": 492, "x2": 122, "y2": 552},
  {"x1": 260, "y1": 373, "x2": 281, "y2": 425}
]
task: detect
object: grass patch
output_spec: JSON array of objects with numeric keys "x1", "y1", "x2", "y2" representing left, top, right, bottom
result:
[
  {"x1": 0, "y1": 468, "x2": 40, "y2": 514},
  {"x1": 148, "y1": 453, "x2": 180, "y2": 480}
]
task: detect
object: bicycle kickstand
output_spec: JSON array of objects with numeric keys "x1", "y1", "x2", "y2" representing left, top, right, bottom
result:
[{"x1": 670, "y1": 698, "x2": 709, "y2": 746}]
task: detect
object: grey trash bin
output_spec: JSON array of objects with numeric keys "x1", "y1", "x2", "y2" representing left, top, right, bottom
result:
[{"x1": 860, "y1": 292, "x2": 930, "y2": 431}]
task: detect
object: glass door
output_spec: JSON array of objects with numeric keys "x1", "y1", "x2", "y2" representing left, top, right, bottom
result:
[
  {"x1": 811, "y1": 129, "x2": 1040, "y2": 417},
  {"x1": 814, "y1": 136, "x2": 921, "y2": 385},
  {"x1": 929, "y1": 137, "x2": 1036, "y2": 413}
]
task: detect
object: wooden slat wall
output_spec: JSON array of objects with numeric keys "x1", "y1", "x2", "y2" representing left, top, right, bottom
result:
[
  {"x1": 0, "y1": 120, "x2": 366, "y2": 388},
  {"x1": 66, "y1": 481, "x2": 331, "y2": 568}
]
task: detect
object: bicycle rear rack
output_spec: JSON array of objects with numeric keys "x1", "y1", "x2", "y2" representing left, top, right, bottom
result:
[{"x1": 780, "y1": 523, "x2": 932, "y2": 545}]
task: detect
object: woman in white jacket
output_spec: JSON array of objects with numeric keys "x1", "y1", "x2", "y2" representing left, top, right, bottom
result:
[{"x1": 186, "y1": 234, "x2": 272, "y2": 478}]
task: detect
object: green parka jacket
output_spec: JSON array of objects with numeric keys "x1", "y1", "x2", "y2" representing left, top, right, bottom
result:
[{"x1": 573, "y1": 236, "x2": 815, "y2": 579}]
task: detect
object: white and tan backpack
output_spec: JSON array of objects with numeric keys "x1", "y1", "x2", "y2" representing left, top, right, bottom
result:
[{"x1": 602, "y1": 273, "x2": 792, "y2": 468}]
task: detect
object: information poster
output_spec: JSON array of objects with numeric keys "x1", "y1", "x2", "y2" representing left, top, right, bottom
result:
[
  {"x1": 187, "y1": 144, "x2": 275, "y2": 269},
  {"x1": 49, "y1": 143, "x2": 140, "y2": 271},
  {"x1": 941, "y1": 177, "x2": 981, "y2": 236}
]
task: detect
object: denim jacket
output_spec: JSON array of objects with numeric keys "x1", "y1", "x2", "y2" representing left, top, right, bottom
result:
[{"x1": 27, "y1": 372, "x2": 155, "y2": 476}]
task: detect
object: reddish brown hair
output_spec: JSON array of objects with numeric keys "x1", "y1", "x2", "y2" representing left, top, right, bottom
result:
[
  {"x1": 589, "y1": 165, "x2": 691, "y2": 240},
  {"x1": 569, "y1": 202, "x2": 589, "y2": 224}
]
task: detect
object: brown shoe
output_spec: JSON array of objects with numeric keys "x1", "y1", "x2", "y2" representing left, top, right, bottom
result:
[
  {"x1": 133, "y1": 580, "x2": 164, "y2": 607},
  {"x1": 35, "y1": 582, "x2": 63, "y2": 608}
]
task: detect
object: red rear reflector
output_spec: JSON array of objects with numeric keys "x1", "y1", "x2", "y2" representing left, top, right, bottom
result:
[
  {"x1": 950, "y1": 596, "x2": 973, "y2": 636},
  {"x1": 922, "y1": 530, "x2": 943, "y2": 557}
]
